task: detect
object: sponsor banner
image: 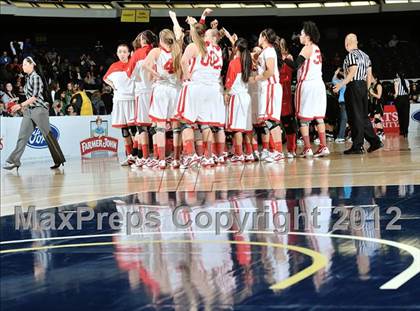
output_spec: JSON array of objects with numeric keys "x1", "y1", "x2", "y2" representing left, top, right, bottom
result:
[
  {"x1": 409, "y1": 103, "x2": 420, "y2": 133},
  {"x1": 80, "y1": 136, "x2": 118, "y2": 156},
  {"x1": 382, "y1": 105, "x2": 400, "y2": 134},
  {"x1": 1, "y1": 115, "x2": 125, "y2": 163}
]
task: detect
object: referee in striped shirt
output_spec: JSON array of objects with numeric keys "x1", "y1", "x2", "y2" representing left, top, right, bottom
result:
[
  {"x1": 394, "y1": 72, "x2": 410, "y2": 137},
  {"x1": 333, "y1": 34, "x2": 382, "y2": 154}
]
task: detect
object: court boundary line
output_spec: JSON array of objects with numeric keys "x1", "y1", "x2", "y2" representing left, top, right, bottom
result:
[
  {"x1": 0, "y1": 239, "x2": 328, "y2": 291},
  {"x1": 1, "y1": 229, "x2": 419, "y2": 289}
]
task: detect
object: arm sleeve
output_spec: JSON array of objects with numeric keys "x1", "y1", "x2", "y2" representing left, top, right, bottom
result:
[
  {"x1": 284, "y1": 55, "x2": 306, "y2": 71},
  {"x1": 346, "y1": 52, "x2": 358, "y2": 67}
]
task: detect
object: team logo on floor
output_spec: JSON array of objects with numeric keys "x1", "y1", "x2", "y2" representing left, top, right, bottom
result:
[
  {"x1": 27, "y1": 125, "x2": 60, "y2": 149},
  {"x1": 80, "y1": 117, "x2": 118, "y2": 157}
]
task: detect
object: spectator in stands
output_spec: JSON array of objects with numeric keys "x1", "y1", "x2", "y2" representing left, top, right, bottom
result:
[
  {"x1": 0, "y1": 51, "x2": 11, "y2": 65},
  {"x1": 66, "y1": 104, "x2": 78, "y2": 116},
  {"x1": 388, "y1": 35, "x2": 399, "y2": 48},
  {"x1": 50, "y1": 82, "x2": 60, "y2": 102},
  {"x1": 409, "y1": 82, "x2": 419, "y2": 103},
  {"x1": 50, "y1": 100, "x2": 64, "y2": 116},
  {"x1": 9, "y1": 41, "x2": 23, "y2": 57},
  {"x1": 9, "y1": 57, "x2": 22, "y2": 74},
  {"x1": 64, "y1": 82, "x2": 74, "y2": 107},
  {"x1": 1, "y1": 82, "x2": 19, "y2": 114},
  {"x1": 101, "y1": 85, "x2": 113, "y2": 114},
  {"x1": 70, "y1": 83, "x2": 93, "y2": 115},
  {"x1": 84, "y1": 71, "x2": 96, "y2": 89},
  {"x1": 91, "y1": 91, "x2": 106, "y2": 115}
]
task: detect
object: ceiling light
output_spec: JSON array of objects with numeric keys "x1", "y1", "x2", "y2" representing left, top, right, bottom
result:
[
  {"x1": 275, "y1": 3, "x2": 298, "y2": 8},
  {"x1": 298, "y1": 3, "x2": 323, "y2": 8},
  {"x1": 324, "y1": 2, "x2": 350, "y2": 7}
]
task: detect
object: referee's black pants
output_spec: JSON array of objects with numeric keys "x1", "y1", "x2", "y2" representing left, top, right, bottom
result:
[
  {"x1": 345, "y1": 81, "x2": 380, "y2": 150},
  {"x1": 395, "y1": 95, "x2": 409, "y2": 135}
]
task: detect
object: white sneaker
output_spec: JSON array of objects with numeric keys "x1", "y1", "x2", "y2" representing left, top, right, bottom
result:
[
  {"x1": 260, "y1": 149, "x2": 270, "y2": 161},
  {"x1": 158, "y1": 160, "x2": 166, "y2": 170},
  {"x1": 216, "y1": 156, "x2": 226, "y2": 165},
  {"x1": 201, "y1": 157, "x2": 215, "y2": 168},
  {"x1": 145, "y1": 158, "x2": 159, "y2": 168},
  {"x1": 230, "y1": 155, "x2": 245, "y2": 163},
  {"x1": 131, "y1": 157, "x2": 147, "y2": 169},
  {"x1": 286, "y1": 152, "x2": 296, "y2": 159},
  {"x1": 314, "y1": 146, "x2": 330, "y2": 158},
  {"x1": 335, "y1": 138, "x2": 345, "y2": 144},
  {"x1": 244, "y1": 153, "x2": 255, "y2": 162},
  {"x1": 299, "y1": 148, "x2": 313, "y2": 158},
  {"x1": 180, "y1": 154, "x2": 200, "y2": 169},
  {"x1": 296, "y1": 139, "x2": 304, "y2": 146},
  {"x1": 120, "y1": 155, "x2": 137, "y2": 166},
  {"x1": 171, "y1": 159, "x2": 181, "y2": 169},
  {"x1": 314, "y1": 138, "x2": 320, "y2": 145},
  {"x1": 265, "y1": 151, "x2": 285, "y2": 163}
]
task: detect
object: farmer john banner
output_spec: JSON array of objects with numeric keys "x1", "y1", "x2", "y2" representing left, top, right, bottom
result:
[{"x1": 1, "y1": 115, "x2": 124, "y2": 163}]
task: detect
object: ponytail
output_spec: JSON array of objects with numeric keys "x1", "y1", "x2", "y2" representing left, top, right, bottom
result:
[
  {"x1": 234, "y1": 38, "x2": 252, "y2": 83},
  {"x1": 160, "y1": 29, "x2": 183, "y2": 79},
  {"x1": 191, "y1": 23, "x2": 207, "y2": 57},
  {"x1": 274, "y1": 36, "x2": 284, "y2": 69}
]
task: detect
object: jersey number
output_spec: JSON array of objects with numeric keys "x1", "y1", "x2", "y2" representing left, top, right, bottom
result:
[
  {"x1": 313, "y1": 49, "x2": 322, "y2": 65},
  {"x1": 164, "y1": 59, "x2": 174, "y2": 74},
  {"x1": 200, "y1": 50, "x2": 222, "y2": 69}
]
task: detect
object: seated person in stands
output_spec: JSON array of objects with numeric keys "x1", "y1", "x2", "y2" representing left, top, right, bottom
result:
[{"x1": 70, "y1": 83, "x2": 93, "y2": 115}]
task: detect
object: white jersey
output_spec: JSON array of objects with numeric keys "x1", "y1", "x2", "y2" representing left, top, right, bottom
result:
[
  {"x1": 189, "y1": 42, "x2": 223, "y2": 84},
  {"x1": 155, "y1": 47, "x2": 178, "y2": 87},
  {"x1": 104, "y1": 61, "x2": 134, "y2": 101},
  {"x1": 297, "y1": 44, "x2": 323, "y2": 82},
  {"x1": 127, "y1": 45, "x2": 153, "y2": 94},
  {"x1": 257, "y1": 46, "x2": 280, "y2": 86}
]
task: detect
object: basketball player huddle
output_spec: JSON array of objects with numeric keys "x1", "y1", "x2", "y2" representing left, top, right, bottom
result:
[{"x1": 103, "y1": 9, "x2": 330, "y2": 170}]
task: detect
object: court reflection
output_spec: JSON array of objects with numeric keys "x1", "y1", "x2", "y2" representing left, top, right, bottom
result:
[{"x1": 1, "y1": 184, "x2": 419, "y2": 310}]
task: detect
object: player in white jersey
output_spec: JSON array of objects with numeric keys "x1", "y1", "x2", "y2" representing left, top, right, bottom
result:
[
  {"x1": 103, "y1": 44, "x2": 136, "y2": 166},
  {"x1": 143, "y1": 29, "x2": 182, "y2": 170},
  {"x1": 286, "y1": 22, "x2": 329, "y2": 158},
  {"x1": 126, "y1": 30, "x2": 157, "y2": 169},
  {"x1": 224, "y1": 38, "x2": 253, "y2": 163},
  {"x1": 253, "y1": 29, "x2": 285, "y2": 163},
  {"x1": 175, "y1": 23, "x2": 225, "y2": 168}
]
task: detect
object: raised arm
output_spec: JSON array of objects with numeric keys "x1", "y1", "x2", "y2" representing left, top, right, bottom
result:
[{"x1": 169, "y1": 11, "x2": 184, "y2": 41}]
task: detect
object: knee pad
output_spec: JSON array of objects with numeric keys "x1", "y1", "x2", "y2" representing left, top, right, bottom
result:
[
  {"x1": 265, "y1": 120, "x2": 281, "y2": 131},
  {"x1": 148, "y1": 126, "x2": 157, "y2": 136},
  {"x1": 180, "y1": 123, "x2": 192, "y2": 131},
  {"x1": 121, "y1": 127, "x2": 130, "y2": 138},
  {"x1": 254, "y1": 125, "x2": 269, "y2": 136},
  {"x1": 211, "y1": 126, "x2": 224, "y2": 133},
  {"x1": 129, "y1": 126, "x2": 137, "y2": 137},
  {"x1": 299, "y1": 120, "x2": 310, "y2": 127},
  {"x1": 199, "y1": 124, "x2": 211, "y2": 131},
  {"x1": 155, "y1": 126, "x2": 166, "y2": 134},
  {"x1": 172, "y1": 127, "x2": 181, "y2": 135},
  {"x1": 136, "y1": 126, "x2": 147, "y2": 134}
]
